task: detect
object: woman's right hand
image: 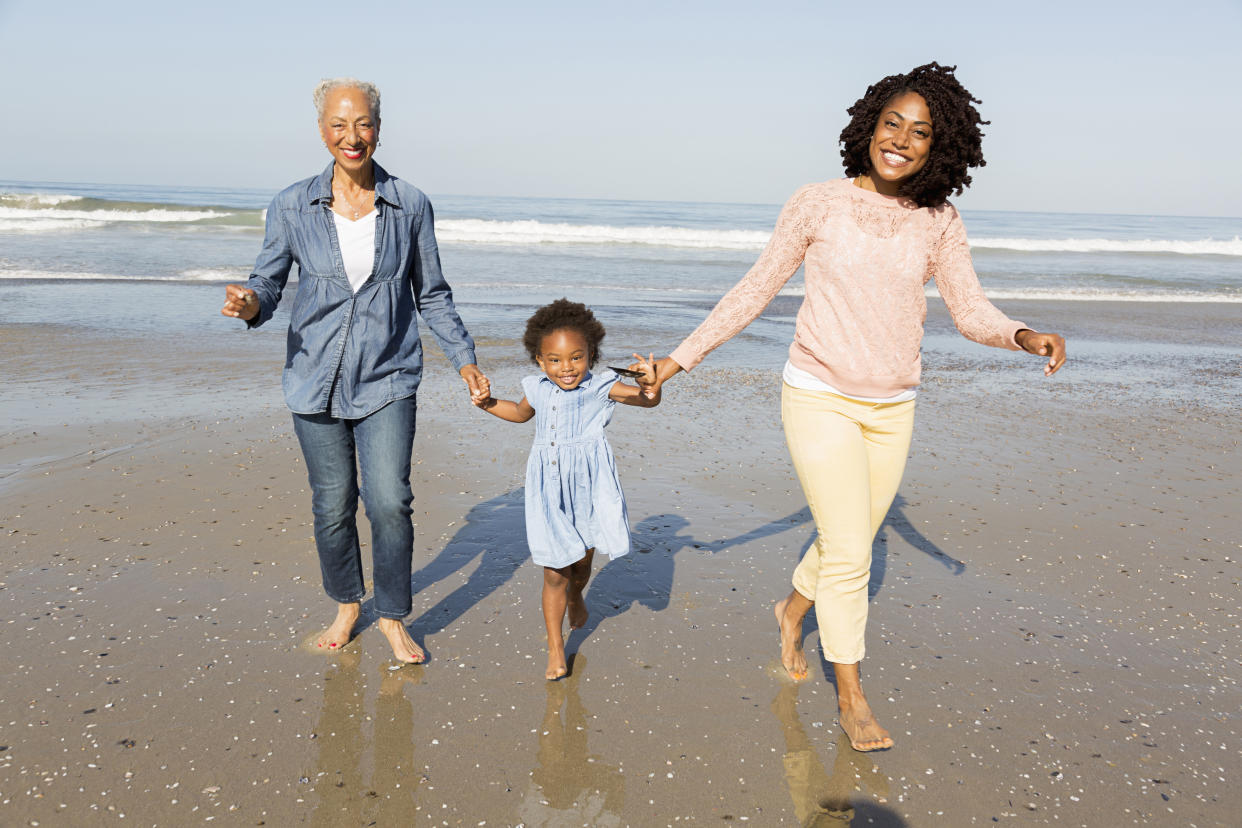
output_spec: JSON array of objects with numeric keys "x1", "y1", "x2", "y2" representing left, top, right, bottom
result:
[
  {"x1": 1014, "y1": 329, "x2": 1068, "y2": 376},
  {"x1": 652, "y1": 357, "x2": 684, "y2": 385},
  {"x1": 221, "y1": 284, "x2": 259, "y2": 321}
]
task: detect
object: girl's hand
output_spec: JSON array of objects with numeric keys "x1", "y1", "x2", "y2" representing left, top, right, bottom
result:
[
  {"x1": 478, "y1": 395, "x2": 535, "y2": 422},
  {"x1": 221, "y1": 284, "x2": 259, "y2": 320},
  {"x1": 460, "y1": 364, "x2": 491, "y2": 404},
  {"x1": 629, "y1": 352, "x2": 658, "y2": 399},
  {"x1": 611, "y1": 354, "x2": 662, "y2": 407},
  {"x1": 1015, "y1": 330, "x2": 1067, "y2": 376}
]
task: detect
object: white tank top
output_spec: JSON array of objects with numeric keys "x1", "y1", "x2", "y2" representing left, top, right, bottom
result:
[
  {"x1": 782, "y1": 360, "x2": 917, "y2": 403},
  {"x1": 333, "y1": 211, "x2": 376, "y2": 293}
]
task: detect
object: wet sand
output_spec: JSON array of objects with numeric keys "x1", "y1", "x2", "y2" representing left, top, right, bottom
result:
[{"x1": 2, "y1": 312, "x2": 1240, "y2": 826}]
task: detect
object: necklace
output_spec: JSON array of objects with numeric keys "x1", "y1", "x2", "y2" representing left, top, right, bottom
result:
[{"x1": 334, "y1": 185, "x2": 373, "y2": 220}]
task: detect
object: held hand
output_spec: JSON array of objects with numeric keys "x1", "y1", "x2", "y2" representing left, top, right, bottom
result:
[
  {"x1": 221, "y1": 284, "x2": 259, "y2": 321},
  {"x1": 1015, "y1": 329, "x2": 1067, "y2": 376},
  {"x1": 652, "y1": 356, "x2": 684, "y2": 386},
  {"x1": 460, "y1": 364, "x2": 490, "y2": 405},
  {"x1": 629, "y1": 352, "x2": 658, "y2": 399}
]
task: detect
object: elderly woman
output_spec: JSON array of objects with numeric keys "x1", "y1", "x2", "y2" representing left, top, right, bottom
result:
[
  {"x1": 652, "y1": 63, "x2": 1066, "y2": 751},
  {"x1": 221, "y1": 77, "x2": 487, "y2": 664}
]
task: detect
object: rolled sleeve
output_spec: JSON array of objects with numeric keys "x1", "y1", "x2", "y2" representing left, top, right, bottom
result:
[
  {"x1": 411, "y1": 199, "x2": 477, "y2": 370},
  {"x1": 245, "y1": 200, "x2": 294, "y2": 329}
]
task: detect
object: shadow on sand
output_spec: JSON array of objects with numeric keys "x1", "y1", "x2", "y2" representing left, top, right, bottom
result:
[
  {"x1": 568, "y1": 492, "x2": 962, "y2": 654},
  {"x1": 406, "y1": 489, "x2": 529, "y2": 641},
  {"x1": 339, "y1": 484, "x2": 964, "y2": 663},
  {"x1": 566, "y1": 511, "x2": 762, "y2": 651},
  {"x1": 346, "y1": 489, "x2": 529, "y2": 658}
]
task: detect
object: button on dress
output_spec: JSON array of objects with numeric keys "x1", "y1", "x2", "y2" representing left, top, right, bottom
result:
[{"x1": 521, "y1": 370, "x2": 630, "y2": 568}]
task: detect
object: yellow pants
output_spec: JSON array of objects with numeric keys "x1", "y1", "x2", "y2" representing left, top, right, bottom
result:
[{"x1": 782, "y1": 383, "x2": 916, "y2": 665}]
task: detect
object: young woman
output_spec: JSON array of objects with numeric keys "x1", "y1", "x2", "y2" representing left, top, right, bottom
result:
[{"x1": 652, "y1": 62, "x2": 1067, "y2": 751}]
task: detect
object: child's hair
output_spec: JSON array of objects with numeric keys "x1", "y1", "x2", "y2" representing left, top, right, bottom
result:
[{"x1": 523, "y1": 298, "x2": 606, "y2": 368}]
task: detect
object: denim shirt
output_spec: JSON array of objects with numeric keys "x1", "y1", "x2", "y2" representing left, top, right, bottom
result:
[{"x1": 245, "y1": 162, "x2": 476, "y2": 418}]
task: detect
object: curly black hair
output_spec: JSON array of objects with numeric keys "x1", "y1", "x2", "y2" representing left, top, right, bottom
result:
[
  {"x1": 522, "y1": 298, "x2": 606, "y2": 367},
  {"x1": 839, "y1": 62, "x2": 987, "y2": 208}
]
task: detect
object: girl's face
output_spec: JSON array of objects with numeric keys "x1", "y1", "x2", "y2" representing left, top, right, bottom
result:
[
  {"x1": 536, "y1": 328, "x2": 592, "y2": 390},
  {"x1": 865, "y1": 91, "x2": 933, "y2": 196}
]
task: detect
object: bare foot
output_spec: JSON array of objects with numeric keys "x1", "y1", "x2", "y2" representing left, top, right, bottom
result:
[
  {"x1": 376, "y1": 618, "x2": 425, "y2": 664},
  {"x1": 316, "y1": 602, "x2": 360, "y2": 651},
  {"x1": 546, "y1": 639, "x2": 567, "y2": 681},
  {"x1": 774, "y1": 598, "x2": 808, "y2": 681},
  {"x1": 838, "y1": 702, "x2": 893, "y2": 752},
  {"x1": 567, "y1": 587, "x2": 589, "y2": 630}
]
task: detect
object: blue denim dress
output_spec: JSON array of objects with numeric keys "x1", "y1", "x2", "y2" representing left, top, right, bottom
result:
[{"x1": 522, "y1": 370, "x2": 630, "y2": 568}]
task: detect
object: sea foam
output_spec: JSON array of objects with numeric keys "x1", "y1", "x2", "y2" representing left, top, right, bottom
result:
[
  {"x1": 436, "y1": 219, "x2": 770, "y2": 250},
  {"x1": 435, "y1": 219, "x2": 1242, "y2": 257},
  {"x1": 970, "y1": 236, "x2": 1242, "y2": 256},
  {"x1": 0, "y1": 206, "x2": 232, "y2": 224},
  {"x1": 0, "y1": 192, "x2": 83, "y2": 208}
]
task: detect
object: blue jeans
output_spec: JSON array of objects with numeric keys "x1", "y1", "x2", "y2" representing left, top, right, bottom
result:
[{"x1": 292, "y1": 396, "x2": 417, "y2": 619}]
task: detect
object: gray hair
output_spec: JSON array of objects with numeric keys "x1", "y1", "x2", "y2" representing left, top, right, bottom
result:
[{"x1": 312, "y1": 77, "x2": 381, "y2": 121}]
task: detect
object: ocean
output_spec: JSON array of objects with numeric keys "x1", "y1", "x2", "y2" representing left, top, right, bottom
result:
[
  {"x1": 2, "y1": 177, "x2": 1240, "y2": 418},
  {"x1": 4, "y1": 179, "x2": 1239, "y2": 298}
]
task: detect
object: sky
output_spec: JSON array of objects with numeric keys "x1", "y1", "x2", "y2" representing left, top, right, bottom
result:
[{"x1": 2, "y1": 0, "x2": 1240, "y2": 216}]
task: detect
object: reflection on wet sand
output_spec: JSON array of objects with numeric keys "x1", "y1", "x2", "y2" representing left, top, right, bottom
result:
[
  {"x1": 371, "y1": 667, "x2": 423, "y2": 824},
  {"x1": 308, "y1": 652, "x2": 424, "y2": 825},
  {"x1": 771, "y1": 682, "x2": 907, "y2": 827},
  {"x1": 518, "y1": 656, "x2": 625, "y2": 826}
]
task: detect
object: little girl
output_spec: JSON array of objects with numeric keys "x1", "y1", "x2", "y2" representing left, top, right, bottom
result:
[{"x1": 475, "y1": 299, "x2": 661, "y2": 679}]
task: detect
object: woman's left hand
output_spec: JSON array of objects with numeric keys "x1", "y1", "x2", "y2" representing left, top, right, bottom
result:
[
  {"x1": 460, "y1": 364, "x2": 490, "y2": 404},
  {"x1": 1015, "y1": 330, "x2": 1067, "y2": 376}
]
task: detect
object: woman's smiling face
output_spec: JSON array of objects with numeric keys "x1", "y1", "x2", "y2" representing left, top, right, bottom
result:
[
  {"x1": 865, "y1": 91, "x2": 933, "y2": 196},
  {"x1": 319, "y1": 86, "x2": 379, "y2": 172}
]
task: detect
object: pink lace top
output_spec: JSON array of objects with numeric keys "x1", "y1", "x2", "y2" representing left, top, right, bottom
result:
[{"x1": 670, "y1": 178, "x2": 1026, "y2": 398}]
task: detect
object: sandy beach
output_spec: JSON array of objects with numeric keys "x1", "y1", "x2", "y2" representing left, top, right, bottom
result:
[{"x1": 2, "y1": 299, "x2": 1239, "y2": 827}]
